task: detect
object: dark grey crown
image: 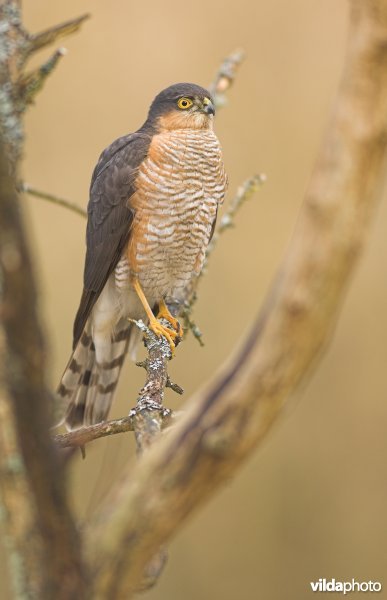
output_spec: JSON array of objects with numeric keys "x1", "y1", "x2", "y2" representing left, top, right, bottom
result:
[{"x1": 147, "y1": 83, "x2": 214, "y2": 120}]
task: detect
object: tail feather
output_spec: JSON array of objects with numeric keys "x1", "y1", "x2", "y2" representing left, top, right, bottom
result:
[{"x1": 57, "y1": 319, "x2": 134, "y2": 430}]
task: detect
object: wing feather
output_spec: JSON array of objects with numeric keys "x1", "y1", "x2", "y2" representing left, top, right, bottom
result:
[{"x1": 73, "y1": 130, "x2": 152, "y2": 348}]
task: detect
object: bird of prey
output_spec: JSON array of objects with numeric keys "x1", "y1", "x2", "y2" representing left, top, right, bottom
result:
[{"x1": 57, "y1": 82, "x2": 227, "y2": 429}]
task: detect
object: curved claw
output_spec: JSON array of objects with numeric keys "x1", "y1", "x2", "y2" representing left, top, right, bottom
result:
[
  {"x1": 131, "y1": 280, "x2": 183, "y2": 355},
  {"x1": 157, "y1": 300, "x2": 184, "y2": 339},
  {"x1": 149, "y1": 318, "x2": 177, "y2": 355}
]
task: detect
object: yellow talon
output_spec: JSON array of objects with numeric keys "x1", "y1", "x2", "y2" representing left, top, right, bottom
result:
[
  {"x1": 149, "y1": 317, "x2": 177, "y2": 354},
  {"x1": 157, "y1": 299, "x2": 184, "y2": 339},
  {"x1": 132, "y1": 279, "x2": 182, "y2": 355}
]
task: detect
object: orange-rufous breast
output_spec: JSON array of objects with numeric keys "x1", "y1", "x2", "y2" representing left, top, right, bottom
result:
[{"x1": 124, "y1": 128, "x2": 227, "y2": 303}]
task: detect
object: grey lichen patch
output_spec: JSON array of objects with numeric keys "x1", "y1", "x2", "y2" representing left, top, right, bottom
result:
[
  {"x1": 0, "y1": 85, "x2": 22, "y2": 133},
  {"x1": 0, "y1": 29, "x2": 15, "y2": 63},
  {"x1": 149, "y1": 358, "x2": 163, "y2": 371},
  {"x1": 0, "y1": 55, "x2": 24, "y2": 163},
  {"x1": 0, "y1": 3, "x2": 22, "y2": 60},
  {"x1": 3, "y1": 2, "x2": 22, "y2": 26}
]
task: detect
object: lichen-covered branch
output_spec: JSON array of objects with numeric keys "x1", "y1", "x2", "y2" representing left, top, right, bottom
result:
[
  {"x1": 53, "y1": 398, "x2": 179, "y2": 450},
  {"x1": 127, "y1": 321, "x2": 181, "y2": 590},
  {"x1": 0, "y1": 2, "x2": 27, "y2": 164},
  {"x1": 129, "y1": 320, "x2": 175, "y2": 451},
  {"x1": 85, "y1": 2, "x2": 387, "y2": 597},
  {"x1": 0, "y1": 5, "x2": 88, "y2": 163}
]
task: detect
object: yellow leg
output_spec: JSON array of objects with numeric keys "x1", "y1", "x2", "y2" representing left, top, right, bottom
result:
[
  {"x1": 157, "y1": 299, "x2": 184, "y2": 338},
  {"x1": 132, "y1": 279, "x2": 178, "y2": 353}
]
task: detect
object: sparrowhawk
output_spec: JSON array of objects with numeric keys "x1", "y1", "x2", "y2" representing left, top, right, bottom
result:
[{"x1": 57, "y1": 83, "x2": 227, "y2": 429}]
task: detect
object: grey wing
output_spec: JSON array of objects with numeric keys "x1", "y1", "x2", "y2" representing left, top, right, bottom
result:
[{"x1": 72, "y1": 131, "x2": 152, "y2": 348}]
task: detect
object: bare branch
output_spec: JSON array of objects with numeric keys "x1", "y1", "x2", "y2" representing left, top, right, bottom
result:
[
  {"x1": 0, "y1": 7, "x2": 88, "y2": 163},
  {"x1": 26, "y1": 14, "x2": 90, "y2": 56},
  {"x1": 21, "y1": 182, "x2": 87, "y2": 217},
  {"x1": 85, "y1": 2, "x2": 387, "y2": 596},
  {"x1": 18, "y1": 48, "x2": 68, "y2": 106},
  {"x1": 54, "y1": 415, "x2": 134, "y2": 449},
  {"x1": 18, "y1": 14, "x2": 90, "y2": 104},
  {"x1": 209, "y1": 48, "x2": 245, "y2": 108},
  {"x1": 53, "y1": 410, "x2": 178, "y2": 450}
]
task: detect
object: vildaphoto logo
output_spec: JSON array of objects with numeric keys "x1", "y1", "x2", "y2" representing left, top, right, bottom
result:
[{"x1": 310, "y1": 579, "x2": 382, "y2": 594}]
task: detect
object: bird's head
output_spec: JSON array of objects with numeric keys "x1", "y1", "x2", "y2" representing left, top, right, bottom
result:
[{"x1": 146, "y1": 83, "x2": 215, "y2": 131}]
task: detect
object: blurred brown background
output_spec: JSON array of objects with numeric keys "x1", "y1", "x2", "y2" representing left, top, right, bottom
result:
[{"x1": 2, "y1": 0, "x2": 387, "y2": 598}]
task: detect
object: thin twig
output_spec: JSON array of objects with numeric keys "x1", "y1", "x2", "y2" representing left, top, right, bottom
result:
[
  {"x1": 209, "y1": 48, "x2": 245, "y2": 109},
  {"x1": 54, "y1": 416, "x2": 134, "y2": 449},
  {"x1": 26, "y1": 14, "x2": 90, "y2": 57},
  {"x1": 53, "y1": 404, "x2": 177, "y2": 450},
  {"x1": 21, "y1": 183, "x2": 87, "y2": 217},
  {"x1": 18, "y1": 48, "x2": 68, "y2": 106},
  {"x1": 205, "y1": 173, "x2": 266, "y2": 268},
  {"x1": 182, "y1": 173, "x2": 266, "y2": 342}
]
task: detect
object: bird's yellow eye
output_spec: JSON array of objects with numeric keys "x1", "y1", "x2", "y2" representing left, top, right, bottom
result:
[{"x1": 177, "y1": 97, "x2": 193, "y2": 110}]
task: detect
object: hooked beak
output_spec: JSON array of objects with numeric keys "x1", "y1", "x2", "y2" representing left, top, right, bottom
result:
[{"x1": 202, "y1": 97, "x2": 215, "y2": 116}]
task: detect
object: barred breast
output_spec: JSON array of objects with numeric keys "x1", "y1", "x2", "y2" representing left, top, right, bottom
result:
[{"x1": 121, "y1": 128, "x2": 227, "y2": 305}]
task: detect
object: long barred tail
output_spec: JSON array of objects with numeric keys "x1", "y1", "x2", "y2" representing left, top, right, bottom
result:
[{"x1": 57, "y1": 318, "x2": 139, "y2": 430}]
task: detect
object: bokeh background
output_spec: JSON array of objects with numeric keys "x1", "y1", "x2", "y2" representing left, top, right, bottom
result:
[{"x1": 2, "y1": 1, "x2": 387, "y2": 598}]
